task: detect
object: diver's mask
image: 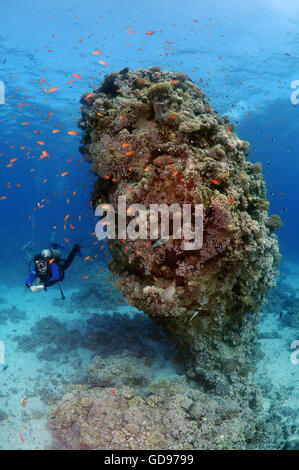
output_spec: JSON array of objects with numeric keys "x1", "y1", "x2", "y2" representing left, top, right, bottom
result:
[{"x1": 35, "y1": 259, "x2": 48, "y2": 275}]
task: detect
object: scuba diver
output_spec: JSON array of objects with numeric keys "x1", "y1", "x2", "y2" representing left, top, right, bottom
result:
[{"x1": 25, "y1": 243, "x2": 81, "y2": 299}]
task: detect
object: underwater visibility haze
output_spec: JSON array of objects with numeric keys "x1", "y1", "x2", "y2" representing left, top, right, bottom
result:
[{"x1": 0, "y1": 0, "x2": 298, "y2": 451}]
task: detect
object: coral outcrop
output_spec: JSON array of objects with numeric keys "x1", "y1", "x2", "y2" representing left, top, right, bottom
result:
[
  {"x1": 50, "y1": 368, "x2": 292, "y2": 450},
  {"x1": 79, "y1": 67, "x2": 281, "y2": 391}
]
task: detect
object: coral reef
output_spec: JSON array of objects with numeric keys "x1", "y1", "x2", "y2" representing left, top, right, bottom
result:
[
  {"x1": 14, "y1": 312, "x2": 179, "y2": 364},
  {"x1": 50, "y1": 365, "x2": 292, "y2": 450},
  {"x1": 265, "y1": 280, "x2": 299, "y2": 328},
  {"x1": 79, "y1": 66, "x2": 281, "y2": 391},
  {"x1": 87, "y1": 351, "x2": 154, "y2": 389},
  {"x1": 0, "y1": 305, "x2": 26, "y2": 324}
]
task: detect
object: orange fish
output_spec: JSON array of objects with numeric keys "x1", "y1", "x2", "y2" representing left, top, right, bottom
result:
[
  {"x1": 92, "y1": 50, "x2": 102, "y2": 55},
  {"x1": 61, "y1": 172, "x2": 69, "y2": 177},
  {"x1": 22, "y1": 398, "x2": 27, "y2": 407},
  {"x1": 73, "y1": 73, "x2": 81, "y2": 79},
  {"x1": 99, "y1": 60, "x2": 108, "y2": 66},
  {"x1": 210, "y1": 179, "x2": 219, "y2": 185},
  {"x1": 47, "y1": 87, "x2": 59, "y2": 93},
  {"x1": 68, "y1": 130, "x2": 77, "y2": 135},
  {"x1": 39, "y1": 150, "x2": 49, "y2": 159}
]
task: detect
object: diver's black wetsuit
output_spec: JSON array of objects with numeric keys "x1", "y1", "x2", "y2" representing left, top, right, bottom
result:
[
  {"x1": 45, "y1": 244, "x2": 80, "y2": 287},
  {"x1": 25, "y1": 244, "x2": 80, "y2": 289}
]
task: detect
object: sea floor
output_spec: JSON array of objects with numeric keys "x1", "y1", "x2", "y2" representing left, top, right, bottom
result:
[{"x1": 0, "y1": 260, "x2": 298, "y2": 450}]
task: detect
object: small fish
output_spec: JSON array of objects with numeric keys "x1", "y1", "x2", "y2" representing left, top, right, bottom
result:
[
  {"x1": 47, "y1": 87, "x2": 59, "y2": 93},
  {"x1": 150, "y1": 235, "x2": 174, "y2": 249}
]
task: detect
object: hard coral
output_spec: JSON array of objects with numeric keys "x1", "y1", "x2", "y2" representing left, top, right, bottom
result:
[
  {"x1": 50, "y1": 375, "x2": 289, "y2": 450},
  {"x1": 79, "y1": 67, "x2": 281, "y2": 391}
]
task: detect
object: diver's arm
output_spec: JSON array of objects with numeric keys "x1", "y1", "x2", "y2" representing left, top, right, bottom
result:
[
  {"x1": 30, "y1": 285, "x2": 45, "y2": 292},
  {"x1": 25, "y1": 270, "x2": 37, "y2": 288}
]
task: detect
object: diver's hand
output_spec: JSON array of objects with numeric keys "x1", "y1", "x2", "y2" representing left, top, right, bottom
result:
[{"x1": 30, "y1": 285, "x2": 45, "y2": 293}]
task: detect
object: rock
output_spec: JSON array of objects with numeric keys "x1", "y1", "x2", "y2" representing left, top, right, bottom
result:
[{"x1": 79, "y1": 67, "x2": 280, "y2": 393}]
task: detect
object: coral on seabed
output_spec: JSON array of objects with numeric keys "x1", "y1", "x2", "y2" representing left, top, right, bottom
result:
[
  {"x1": 79, "y1": 67, "x2": 281, "y2": 391},
  {"x1": 50, "y1": 373, "x2": 291, "y2": 450}
]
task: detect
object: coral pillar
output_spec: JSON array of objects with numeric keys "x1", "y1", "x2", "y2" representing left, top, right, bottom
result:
[{"x1": 79, "y1": 67, "x2": 281, "y2": 393}]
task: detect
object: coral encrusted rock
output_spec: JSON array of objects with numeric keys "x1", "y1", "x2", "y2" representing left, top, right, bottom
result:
[
  {"x1": 49, "y1": 377, "x2": 288, "y2": 450},
  {"x1": 79, "y1": 67, "x2": 281, "y2": 392}
]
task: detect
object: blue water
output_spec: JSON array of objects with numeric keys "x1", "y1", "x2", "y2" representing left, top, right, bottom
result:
[{"x1": 0, "y1": 0, "x2": 298, "y2": 450}]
